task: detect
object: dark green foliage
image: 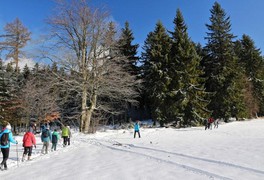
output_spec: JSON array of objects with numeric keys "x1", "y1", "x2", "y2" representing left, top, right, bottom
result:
[
  {"x1": 142, "y1": 10, "x2": 210, "y2": 127},
  {"x1": 142, "y1": 21, "x2": 171, "y2": 124},
  {"x1": 117, "y1": 21, "x2": 139, "y2": 75},
  {"x1": 235, "y1": 34, "x2": 264, "y2": 116},
  {"x1": 204, "y1": 2, "x2": 246, "y2": 121},
  {"x1": 168, "y1": 9, "x2": 209, "y2": 126},
  {"x1": 23, "y1": 64, "x2": 31, "y2": 80},
  {"x1": 0, "y1": 62, "x2": 22, "y2": 126},
  {"x1": 32, "y1": 63, "x2": 40, "y2": 74},
  {"x1": 0, "y1": 60, "x2": 10, "y2": 103}
]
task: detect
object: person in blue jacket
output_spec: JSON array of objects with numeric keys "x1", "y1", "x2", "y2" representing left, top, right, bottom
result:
[
  {"x1": 134, "y1": 120, "x2": 141, "y2": 138},
  {"x1": 41, "y1": 127, "x2": 52, "y2": 154},
  {"x1": 0, "y1": 121, "x2": 18, "y2": 170}
]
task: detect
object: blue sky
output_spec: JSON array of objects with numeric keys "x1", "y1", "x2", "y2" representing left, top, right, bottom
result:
[{"x1": 0, "y1": 0, "x2": 264, "y2": 57}]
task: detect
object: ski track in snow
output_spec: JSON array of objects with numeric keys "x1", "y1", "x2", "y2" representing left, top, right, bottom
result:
[
  {"x1": 79, "y1": 138, "x2": 230, "y2": 180},
  {"x1": 1, "y1": 120, "x2": 264, "y2": 180},
  {"x1": 80, "y1": 137, "x2": 264, "y2": 180},
  {"x1": 125, "y1": 143, "x2": 264, "y2": 175}
]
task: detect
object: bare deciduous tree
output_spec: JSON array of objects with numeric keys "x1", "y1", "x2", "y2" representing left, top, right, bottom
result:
[
  {"x1": 20, "y1": 73, "x2": 59, "y2": 127},
  {"x1": 47, "y1": 0, "x2": 140, "y2": 133},
  {"x1": 0, "y1": 18, "x2": 31, "y2": 73}
]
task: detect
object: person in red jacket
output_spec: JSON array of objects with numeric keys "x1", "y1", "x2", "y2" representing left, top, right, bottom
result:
[
  {"x1": 22, "y1": 128, "x2": 36, "y2": 161},
  {"x1": 208, "y1": 117, "x2": 214, "y2": 130}
]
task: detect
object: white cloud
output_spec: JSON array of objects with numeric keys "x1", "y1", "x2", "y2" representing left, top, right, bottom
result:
[{"x1": 3, "y1": 57, "x2": 36, "y2": 70}]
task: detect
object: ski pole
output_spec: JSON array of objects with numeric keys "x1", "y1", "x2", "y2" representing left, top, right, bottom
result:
[{"x1": 16, "y1": 143, "x2": 19, "y2": 167}]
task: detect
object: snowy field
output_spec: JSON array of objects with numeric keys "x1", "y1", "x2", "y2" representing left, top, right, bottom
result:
[{"x1": 1, "y1": 119, "x2": 264, "y2": 180}]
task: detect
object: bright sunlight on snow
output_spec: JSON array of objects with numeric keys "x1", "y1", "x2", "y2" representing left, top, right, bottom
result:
[{"x1": 1, "y1": 119, "x2": 264, "y2": 180}]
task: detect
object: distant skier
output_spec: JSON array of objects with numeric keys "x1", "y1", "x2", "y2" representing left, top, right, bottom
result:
[
  {"x1": 208, "y1": 117, "x2": 214, "y2": 130},
  {"x1": 22, "y1": 128, "x2": 36, "y2": 161},
  {"x1": 51, "y1": 129, "x2": 60, "y2": 151},
  {"x1": 62, "y1": 125, "x2": 71, "y2": 146},
  {"x1": 134, "y1": 120, "x2": 141, "y2": 138},
  {"x1": 41, "y1": 127, "x2": 52, "y2": 154},
  {"x1": 204, "y1": 119, "x2": 209, "y2": 130},
  {"x1": 214, "y1": 119, "x2": 219, "y2": 128},
  {"x1": 0, "y1": 121, "x2": 18, "y2": 170}
]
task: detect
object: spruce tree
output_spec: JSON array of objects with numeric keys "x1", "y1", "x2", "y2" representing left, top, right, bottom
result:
[
  {"x1": 23, "y1": 64, "x2": 31, "y2": 80},
  {"x1": 168, "y1": 9, "x2": 209, "y2": 126},
  {"x1": 32, "y1": 63, "x2": 40, "y2": 75},
  {"x1": 118, "y1": 21, "x2": 139, "y2": 75},
  {"x1": 0, "y1": 60, "x2": 10, "y2": 120},
  {"x1": 142, "y1": 21, "x2": 171, "y2": 124},
  {"x1": 204, "y1": 2, "x2": 246, "y2": 121},
  {"x1": 236, "y1": 34, "x2": 264, "y2": 116}
]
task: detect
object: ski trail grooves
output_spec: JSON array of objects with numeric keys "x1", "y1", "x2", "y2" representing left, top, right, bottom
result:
[
  {"x1": 86, "y1": 138, "x2": 232, "y2": 180},
  {"x1": 84, "y1": 137, "x2": 264, "y2": 180},
  {"x1": 126, "y1": 143, "x2": 264, "y2": 175}
]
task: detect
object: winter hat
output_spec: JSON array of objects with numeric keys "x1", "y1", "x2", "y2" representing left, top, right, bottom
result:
[{"x1": 6, "y1": 123, "x2": 11, "y2": 130}]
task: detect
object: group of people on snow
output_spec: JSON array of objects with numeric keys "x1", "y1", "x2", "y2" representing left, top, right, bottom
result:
[
  {"x1": 204, "y1": 117, "x2": 219, "y2": 130},
  {"x1": 0, "y1": 121, "x2": 72, "y2": 170},
  {"x1": 0, "y1": 119, "x2": 140, "y2": 171}
]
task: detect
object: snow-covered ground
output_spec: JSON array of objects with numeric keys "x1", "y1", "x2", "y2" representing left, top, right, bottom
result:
[{"x1": 1, "y1": 119, "x2": 264, "y2": 180}]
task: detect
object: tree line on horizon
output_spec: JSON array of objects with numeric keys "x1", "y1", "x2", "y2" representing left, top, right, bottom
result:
[{"x1": 0, "y1": 1, "x2": 264, "y2": 133}]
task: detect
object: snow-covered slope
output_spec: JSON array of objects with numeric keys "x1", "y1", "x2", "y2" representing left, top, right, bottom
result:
[{"x1": 1, "y1": 119, "x2": 264, "y2": 180}]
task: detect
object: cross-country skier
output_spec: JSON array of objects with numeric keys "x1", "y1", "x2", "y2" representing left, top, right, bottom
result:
[
  {"x1": 22, "y1": 128, "x2": 36, "y2": 161},
  {"x1": 51, "y1": 129, "x2": 60, "y2": 151},
  {"x1": 134, "y1": 120, "x2": 141, "y2": 138},
  {"x1": 0, "y1": 121, "x2": 18, "y2": 170},
  {"x1": 41, "y1": 127, "x2": 52, "y2": 154},
  {"x1": 62, "y1": 125, "x2": 71, "y2": 146}
]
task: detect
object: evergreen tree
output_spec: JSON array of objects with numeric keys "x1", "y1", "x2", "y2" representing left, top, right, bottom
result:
[
  {"x1": 0, "y1": 62, "x2": 22, "y2": 127},
  {"x1": 235, "y1": 34, "x2": 264, "y2": 116},
  {"x1": 6, "y1": 62, "x2": 14, "y2": 73},
  {"x1": 23, "y1": 64, "x2": 31, "y2": 80},
  {"x1": 168, "y1": 9, "x2": 209, "y2": 126},
  {"x1": 51, "y1": 62, "x2": 58, "y2": 73},
  {"x1": 0, "y1": 60, "x2": 10, "y2": 120},
  {"x1": 142, "y1": 21, "x2": 171, "y2": 124},
  {"x1": 118, "y1": 21, "x2": 139, "y2": 75},
  {"x1": 32, "y1": 63, "x2": 40, "y2": 75},
  {"x1": 204, "y1": 2, "x2": 246, "y2": 121},
  {"x1": 105, "y1": 21, "x2": 117, "y2": 49}
]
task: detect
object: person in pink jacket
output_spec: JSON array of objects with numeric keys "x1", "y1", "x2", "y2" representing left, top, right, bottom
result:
[{"x1": 22, "y1": 128, "x2": 36, "y2": 161}]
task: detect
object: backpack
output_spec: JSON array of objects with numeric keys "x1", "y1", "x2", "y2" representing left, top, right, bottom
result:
[
  {"x1": 42, "y1": 130, "x2": 49, "y2": 138},
  {"x1": 52, "y1": 134, "x2": 58, "y2": 143},
  {"x1": 0, "y1": 132, "x2": 9, "y2": 146}
]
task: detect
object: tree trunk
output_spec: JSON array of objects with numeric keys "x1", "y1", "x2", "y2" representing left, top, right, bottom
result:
[
  {"x1": 83, "y1": 93, "x2": 97, "y2": 133},
  {"x1": 80, "y1": 84, "x2": 88, "y2": 132},
  {"x1": 14, "y1": 45, "x2": 19, "y2": 73}
]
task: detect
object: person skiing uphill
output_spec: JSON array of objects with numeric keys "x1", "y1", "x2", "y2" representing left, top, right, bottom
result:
[
  {"x1": 0, "y1": 121, "x2": 18, "y2": 170},
  {"x1": 41, "y1": 127, "x2": 52, "y2": 154},
  {"x1": 208, "y1": 117, "x2": 214, "y2": 130},
  {"x1": 134, "y1": 120, "x2": 141, "y2": 138},
  {"x1": 51, "y1": 129, "x2": 60, "y2": 151},
  {"x1": 22, "y1": 128, "x2": 36, "y2": 161},
  {"x1": 62, "y1": 125, "x2": 71, "y2": 146},
  {"x1": 214, "y1": 119, "x2": 219, "y2": 128}
]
